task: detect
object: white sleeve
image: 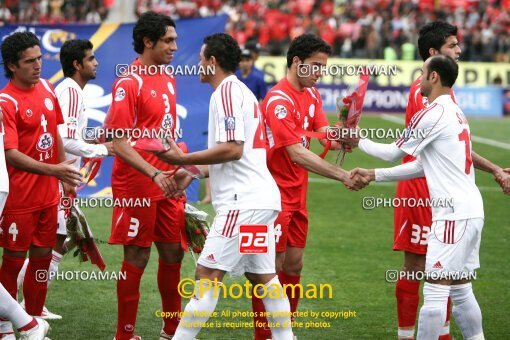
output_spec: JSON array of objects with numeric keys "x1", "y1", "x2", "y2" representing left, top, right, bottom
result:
[
  {"x1": 375, "y1": 159, "x2": 425, "y2": 182},
  {"x1": 395, "y1": 103, "x2": 446, "y2": 157},
  {"x1": 214, "y1": 82, "x2": 245, "y2": 143},
  {"x1": 57, "y1": 87, "x2": 82, "y2": 139},
  {"x1": 62, "y1": 137, "x2": 108, "y2": 158},
  {"x1": 358, "y1": 138, "x2": 407, "y2": 163}
]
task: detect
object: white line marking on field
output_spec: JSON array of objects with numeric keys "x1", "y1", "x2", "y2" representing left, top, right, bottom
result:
[
  {"x1": 309, "y1": 177, "x2": 501, "y2": 192},
  {"x1": 380, "y1": 114, "x2": 510, "y2": 150}
]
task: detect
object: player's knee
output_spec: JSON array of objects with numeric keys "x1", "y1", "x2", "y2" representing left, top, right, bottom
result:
[{"x1": 275, "y1": 252, "x2": 285, "y2": 273}]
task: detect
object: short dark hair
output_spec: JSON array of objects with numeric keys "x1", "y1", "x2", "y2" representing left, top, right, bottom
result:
[
  {"x1": 418, "y1": 21, "x2": 458, "y2": 61},
  {"x1": 60, "y1": 39, "x2": 93, "y2": 77},
  {"x1": 1, "y1": 31, "x2": 40, "y2": 79},
  {"x1": 426, "y1": 55, "x2": 458, "y2": 87},
  {"x1": 133, "y1": 11, "x2": 176, "y2": 54},
  {"x1": 203, "y1": 33, "x2": 241, "y2": 73},
  {"x1": 286, "y1": 34, "x2": 332, "y2": 68}
]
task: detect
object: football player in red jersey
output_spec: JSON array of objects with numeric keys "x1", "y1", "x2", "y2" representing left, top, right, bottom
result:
[
  {"x1": 251, "y1": 33, "x2": 367, "y2": 339},
  {"x1": 0, "y1": 31, "x2": 82, "y2": 337},
  {"x1": 105, "y1": 12, "x2": 185, "y2": 340}
]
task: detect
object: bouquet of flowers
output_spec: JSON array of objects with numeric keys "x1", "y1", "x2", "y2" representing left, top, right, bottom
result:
[
  {"x1": 65, "y1": 204, "x2": 106, "y2": 271},
  {"x1": 335, "y1": 72, "x2": 370, "y2": 166},
  {"x1": 184, "y1": 203, "x2": 210, "y2": 263}
]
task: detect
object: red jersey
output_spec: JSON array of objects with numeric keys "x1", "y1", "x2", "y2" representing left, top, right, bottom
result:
[
  {"x1": 0, "y1": 79, "x2": 64, "y2": 213},
  {"x1": 262, "y1": 78, "x2": 329, "y2": 211},
  {"x1": 106, "y1": 59, "x2": 177, "y2": 200}
]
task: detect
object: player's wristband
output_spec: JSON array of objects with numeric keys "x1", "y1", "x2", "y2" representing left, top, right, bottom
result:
[{"x1": 151, "y1": 170, "x2": 162, "y2": 181}]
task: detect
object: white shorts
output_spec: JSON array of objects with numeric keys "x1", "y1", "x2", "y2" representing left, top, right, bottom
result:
[
  {"x1": 57, "y1": 183, "x2": 67, "y2": 236},
  {"x1": 197, "y1": 209, "x2": 278, "y2": 277},
  {"x1": 426, "y1": 218, "x2": 484, "y2": 276}
]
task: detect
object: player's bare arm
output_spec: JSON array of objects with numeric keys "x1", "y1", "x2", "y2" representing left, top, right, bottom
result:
[
  {"x1": 284, "y1": 142, "x2": 366, "y2": 190},
  {"x1": 4, "y1": 149, "x2": 81, "y2": 185},
  {"x1": 112, "y1": 135, "x2": 176, "y2": 197},
  {"x1": 158, "y1": 138, "x2": 243, "y2": 165},
  {"x1": 471, "y1": 151, "x2": 510, "y2": 194}
]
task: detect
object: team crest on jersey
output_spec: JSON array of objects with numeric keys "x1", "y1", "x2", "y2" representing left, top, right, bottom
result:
[
  {"x1": 167, "y1": 82, "x2": 175, "y2": 95},
  {"x1": 114, "y1": 87, "x2": 126, "y2": 102},
  {"x1": 309, "y1": 104, "x2": 315, "y2": 117},
  {"x1": 161, "y1": 113, "x2": 174, "y2": 129},
  {"x1": 225, "y1": 116, "x2": 236, "y2": 131},
  {"x1": 44, "y1": 98, "x2": 54, "y2": 111},
  {"x1": 36, "y1": 132, "x2": 54, "y2": 152},
  {"x1": 151, "y1": 90, "x2": 156, "y2": 97},
  {"x1": 274, "y1": 105, "x2": 287, "y2": 119},
  {"x1": 26, "y1": 109, "x2": 33, "y2": 117}
]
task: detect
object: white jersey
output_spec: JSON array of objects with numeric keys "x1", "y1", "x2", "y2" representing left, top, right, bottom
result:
[
  {"x1": 208, "y1": 75, "x2": 281, "y2": 212},
  {"x1": 55, "y1": 78, "x2": 107, "y2": 170},
  {"x1": 396, "y1": 94, "x2": 484, "y2": 221}
]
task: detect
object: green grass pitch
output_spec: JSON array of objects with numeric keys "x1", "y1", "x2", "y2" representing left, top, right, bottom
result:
[{"x1": 30, "y1": 114, "x2": 510, "y2": 339}]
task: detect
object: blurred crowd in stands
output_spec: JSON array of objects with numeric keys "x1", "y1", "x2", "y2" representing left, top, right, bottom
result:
[
  {"x1": 1, "y1": 0, "x2": 508, "y2": 62},
  {"x1": 0, "y1": 0, "x2": 112, "y2": 24},
  {"x1": 136, "y1": 0, "x2": 510, "y2": 62}
]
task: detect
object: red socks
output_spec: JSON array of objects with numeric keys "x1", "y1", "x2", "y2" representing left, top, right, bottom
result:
[
  {"x1": 116, "y1": 261, "x2": 144, "y2": 340},
  {"x1": 158, "y1": 259, "x2": 181, "y2": 335},
  {"x1": 252, "y1": 293, "x2": 270, "y2": 340},
  {"x1": 279, "y1": 272, "x2": 301, "y2": 314},
  {"x1": 23, "y1": 255, "x2": 51, "y2": 316},
  {"x1": 252, "y1": 272, "x2": 301, "y2": 340},
  {"x1": 0, "y1": 255, "x2": 25, "y2": 299},
  {"x1": 396, "y1": 278, "x2": 420, "y2": 328}
]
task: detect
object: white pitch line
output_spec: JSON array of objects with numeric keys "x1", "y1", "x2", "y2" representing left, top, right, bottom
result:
[
  {"x1": 309, "y1": 177, "x2": 501, "y2": 192},
  {"x1": 380, "y1": 114, "x2": 510, "y2": 150}
]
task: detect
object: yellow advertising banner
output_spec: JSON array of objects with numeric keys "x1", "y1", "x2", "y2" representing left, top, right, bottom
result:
[{"x1": 256, "y1": 57, "x2": 510, "y2": 87}]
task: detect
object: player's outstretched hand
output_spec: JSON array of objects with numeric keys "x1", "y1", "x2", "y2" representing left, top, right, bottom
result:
[
  {"x1": 53, "y1": 159, "x2": 82, "y2": 186},
  {"x1": 167, "y1": 169, "x2": 194, "y2": 197},
  {"x1": 495, "y1": 168, "x2": 510, "y2": 195},
  {"x1": 157, "y1": 138, "x2": 184, "y2": 164},
  {"x1": 336, "y1": 127, "x2": 360, "y2": 148},
  {"x1": 62, "y1": 181, "x2": 76, "y2": 197},
  {"x1": 349, "y1": 167, "x2": 375, "y2": 189},
  {"x1": 153, "y1": 171, "x2": 178, "y2": 198}
]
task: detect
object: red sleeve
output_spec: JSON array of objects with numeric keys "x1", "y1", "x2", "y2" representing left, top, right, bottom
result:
[
  {"x1": 312, "y1": 88, "x2": 329, "y2": 130},
  {"x1": 54, "y1": 95, "x2": 64, "y2": 125},
  {"x1": 106, "y1": 77, "x2": 139, "y2": 130},
  {"x1": 405, "y1": 83, "x2": 424, "y2": 128},
  {"x1": 0, "y1": 98, "x2": 18, "y2": 150},
  {"x1": 264, "y1": 98, "x2": 300, "y2": 149}
]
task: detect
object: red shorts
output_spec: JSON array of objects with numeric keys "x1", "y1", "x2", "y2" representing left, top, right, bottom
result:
[
  {"x1": 108, "y1": 197, "x2": 185, "y2": 248},
  {"x1": 394, "y1": 178, "x2": 432, "y2": 255},
  {"x1": 274, "y1": 209, "x2": 308, "y2": 252},
  {"x1": 0, "y1": 205, "x2": 58, "y2": 251}
]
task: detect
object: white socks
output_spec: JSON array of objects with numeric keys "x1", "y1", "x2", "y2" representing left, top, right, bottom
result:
[
  {"x1": 259, "y1": 276, "x2": 294, "y2": 340},
  {"x1": 0, "y1": 283, "x2": 32, "y2": 329},
  {"x1": 18, "y1": 250, "x2": 62, "y2": 290},
  {"x1": 450, "y1": 283, "x2": 484, "y2": 340},
  {"x1": 173, "y1": 280, "x2": 220, "y2": 340},
  {"x1": 417, "y1": 282, "x2": 450, "y2": 340}
]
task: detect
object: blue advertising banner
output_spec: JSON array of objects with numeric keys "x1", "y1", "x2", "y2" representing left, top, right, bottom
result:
[
  {"x1": 0, "y1": 16, "x2": 227, "y2": 201},
  {"x1": 316, "y1": 83, "x2": 504, "y2": 117}
]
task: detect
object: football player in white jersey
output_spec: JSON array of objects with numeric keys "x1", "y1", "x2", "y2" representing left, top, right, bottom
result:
[
  {"x1": 156, "y1": 33, "x2": 294, "y2": 340},
  {"x1": 16, "y1": 39, "x2": 113, "y2": 320},
  {"x1": 345, "y1": 55, "x2": 488, "y2": 340}
]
